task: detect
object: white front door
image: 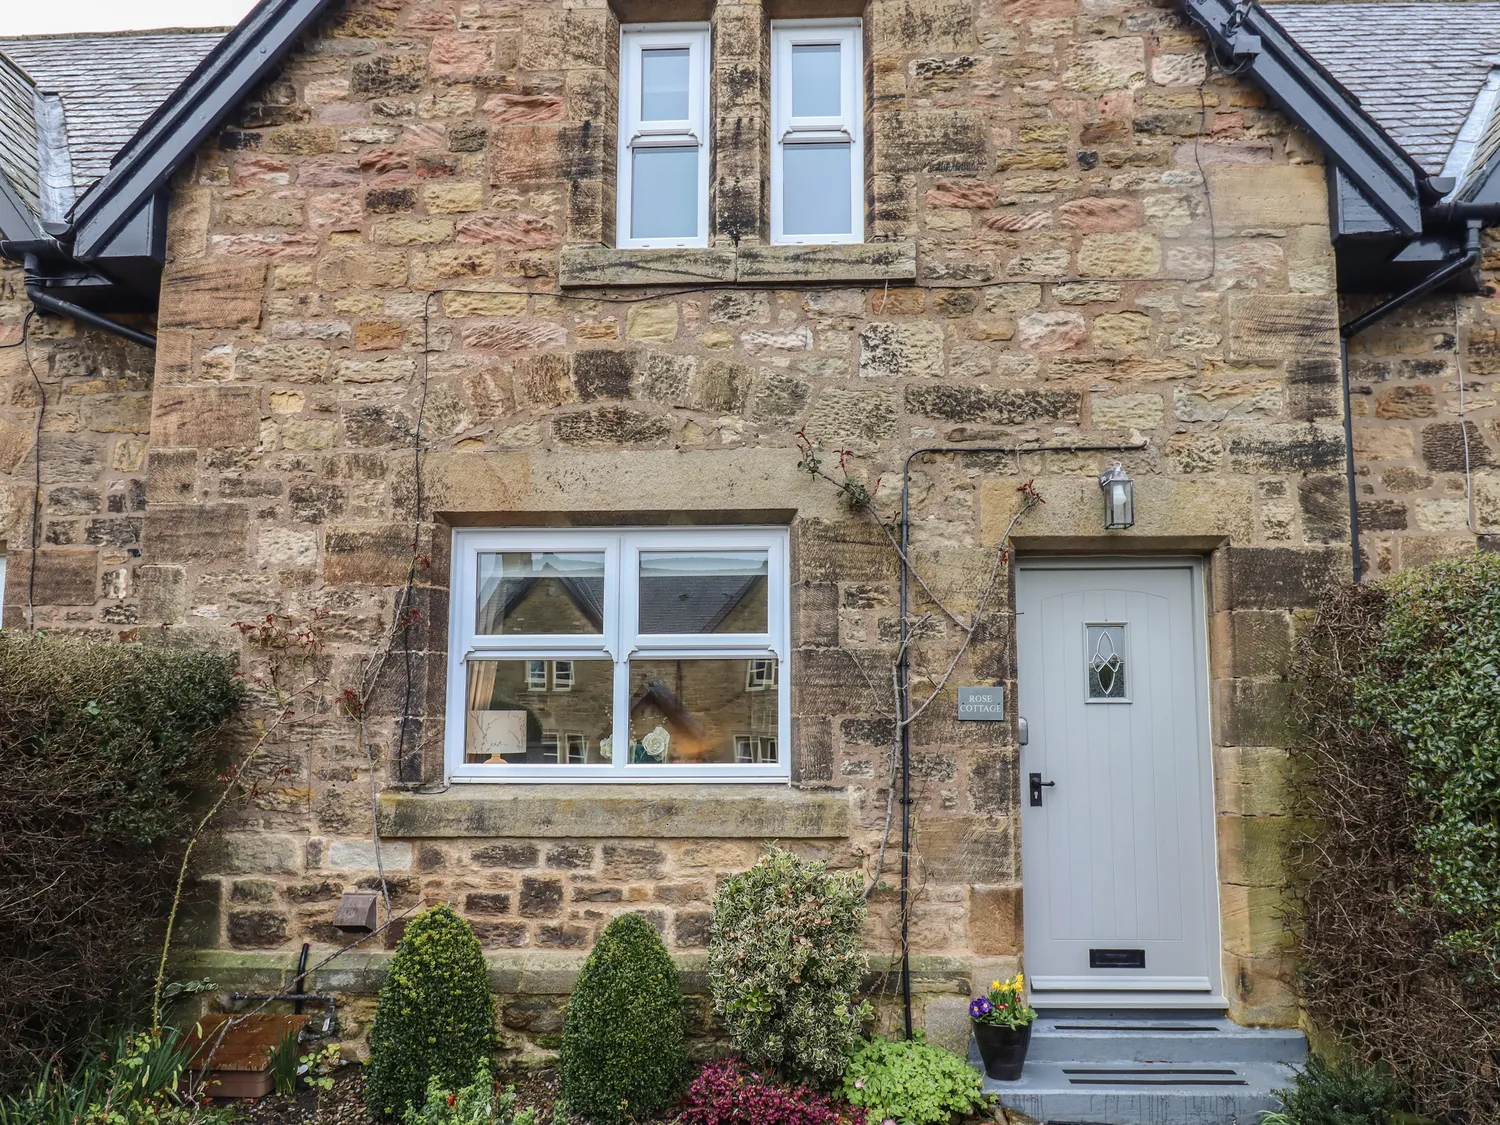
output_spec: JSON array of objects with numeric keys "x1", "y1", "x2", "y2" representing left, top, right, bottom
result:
[{"x1": 1016, "y1": 559, "x2": 1220, "y2": 1001}]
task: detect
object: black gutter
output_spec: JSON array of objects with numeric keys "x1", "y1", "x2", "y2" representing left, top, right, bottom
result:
[
  {"x1": 1337, "y1": 220, "x2": 1484, "y2": 582},
  {"x1": 895, "y1": 440, "x2": 1148, "y2": 1038},
  {"x1": 1, "y1": 249, "x2": 158, "y2": 349}
]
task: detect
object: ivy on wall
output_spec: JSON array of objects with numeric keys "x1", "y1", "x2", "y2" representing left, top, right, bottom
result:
[{"x1": 1290, "y1": 553, "x2": 1500, "y2": 1121}]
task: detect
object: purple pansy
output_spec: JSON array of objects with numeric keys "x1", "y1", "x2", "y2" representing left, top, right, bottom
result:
[{"x1": 969, "y1": 997, "x2": 994, "y2": 1017}]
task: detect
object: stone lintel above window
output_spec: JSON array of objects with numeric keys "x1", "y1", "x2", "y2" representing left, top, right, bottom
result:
[{"x1": 559, "y1": 239, "x2": 916, "y2": 287}]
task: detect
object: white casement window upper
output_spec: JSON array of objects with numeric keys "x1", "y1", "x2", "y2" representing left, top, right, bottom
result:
[
  {"x1": 617, "y1": 24, "x2": 712, "y2": 249},
  {"x1": 447, "y1": 527, "x2": 790, "y2": 783},
  {"x1": 770, "y1": 19, "x2": 864, "y2": 245}
]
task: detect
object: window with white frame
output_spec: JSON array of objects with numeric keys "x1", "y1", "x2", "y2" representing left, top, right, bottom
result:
[
  {"x1": 770, "y1": 20, "x2": 864, "y2": 245},
  {"x1": 617, "y1": 24, "x2": 711, "y2": 249},
  {"x1": 448, "y1": 528, "x2": 789, "y2": 782}
]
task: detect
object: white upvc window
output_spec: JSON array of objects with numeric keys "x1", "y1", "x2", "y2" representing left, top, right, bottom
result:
[
  {"x1": 617, "y1": 24, "x2": 712, "y2": 249},
  {"x1": 447, "y1": 527, "x2": 790, "y2": 783},
  {"x1": 770, "y1": 19, "x2": 864, "y2": 245}
]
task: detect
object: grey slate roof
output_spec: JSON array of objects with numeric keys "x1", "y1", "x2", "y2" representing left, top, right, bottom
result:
[
  {"x1": 0, "y1": 30, "x2": 223, "y2": 213},
  {"x1": 0, "y1": 55, "x2": 40, "y2": 218},
  {"x1": 1267, "y1": 2, "x2": 1500, "y2": 175}
]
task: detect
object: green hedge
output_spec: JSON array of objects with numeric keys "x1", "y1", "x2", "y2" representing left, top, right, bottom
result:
[
  {"x1": 1290, "y1": 553, "x2": 1500, "y2": 1121},
  {"x1": 0, "y1": 633, "x2": 242, "y2": 1092}
]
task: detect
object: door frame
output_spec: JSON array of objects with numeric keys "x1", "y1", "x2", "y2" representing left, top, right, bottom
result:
[{"x1": 1014, "y1": 555, "x2": 1225, "y2": 1009}]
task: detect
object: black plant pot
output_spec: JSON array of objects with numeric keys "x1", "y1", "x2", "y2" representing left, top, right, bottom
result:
[{"x1": 972, "y1": 1020, "x2": 1031, "y2": 1081}]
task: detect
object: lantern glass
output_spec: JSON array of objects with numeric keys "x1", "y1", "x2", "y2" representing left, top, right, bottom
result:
[{"x1": 1099, "y1": 465, "x2": 1135, "y2": 530}]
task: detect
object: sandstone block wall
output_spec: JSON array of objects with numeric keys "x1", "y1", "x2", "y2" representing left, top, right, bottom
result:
[{"x1": 12, "y1": 0, "x2": 1491, "y2": 1050}]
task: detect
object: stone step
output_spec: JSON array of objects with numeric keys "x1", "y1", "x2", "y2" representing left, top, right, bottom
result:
[
  {"x1": 982, "y1": 1059, "x2": 1296, "y2": 1125},
  {"x1": 1026, "y1": 1011, "x2": 1307, "y2": 1065},
  {"x1": 969, "y1": 1012, "x2": 1307, "y2": 1124}
]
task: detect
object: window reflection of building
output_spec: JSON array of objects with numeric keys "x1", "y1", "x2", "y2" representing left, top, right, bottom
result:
[{"x1": 460, "y1": 540, "x2": 785, "y2": 773}]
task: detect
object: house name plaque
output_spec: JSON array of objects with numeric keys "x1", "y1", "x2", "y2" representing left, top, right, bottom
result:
[{"x1": 956, "y1": 687, "x2": 1005, "y2": 721}]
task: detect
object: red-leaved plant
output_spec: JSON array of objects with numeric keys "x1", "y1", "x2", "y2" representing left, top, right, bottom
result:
[{"x1": 679, "y1": 1058, "x2": 867, "y2": 1125}]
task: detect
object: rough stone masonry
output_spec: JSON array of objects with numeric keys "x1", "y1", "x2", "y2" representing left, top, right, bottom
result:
[{"x1": 1, "y1": 0, "x2": 1496, "y2": 1060}]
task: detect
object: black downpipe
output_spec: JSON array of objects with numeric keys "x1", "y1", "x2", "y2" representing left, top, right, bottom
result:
[
  {"x1": 292, "y1": 942, "x2": 311, "y2": 1015},
  {"x1": 2, "y1": 247, "x2": 158, "y2": 350},
  {"x1": 25, "y1": 278, "x2": 158, "y2": 350},
  {"x1": 895, "y1": 440, "x2": 1147, "y2": 1039},
  {"x1": 1337, "y1": 220, "x2": 1483, "y2": 582}
]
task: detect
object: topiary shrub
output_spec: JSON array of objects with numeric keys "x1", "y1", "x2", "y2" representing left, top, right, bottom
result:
[
  {"x1": 366, "y1": 904, "x2": 497, "y2": 1119},
  {"x1": 839, "y1": 1034, "x2": 990, "y2": 1125},
  {"x1": 0, "y1": 633, "x2": 242, "y2": 1092},
  {"x1": 559, "y1": 912, "x2": 686, "y2": 1124},
  {"x1": 708, "y1": 846, "x2": 870, "y2": 1087}
]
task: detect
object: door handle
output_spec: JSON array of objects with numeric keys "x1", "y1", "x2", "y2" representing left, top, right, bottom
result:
[{"x1": 1029, "y1": 772, "x2": 1056, "y2": 807}]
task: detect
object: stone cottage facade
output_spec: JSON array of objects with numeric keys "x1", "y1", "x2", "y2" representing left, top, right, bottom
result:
[{"x1": 2, "y1": 0, "x2": 1499, "y2": 1068}]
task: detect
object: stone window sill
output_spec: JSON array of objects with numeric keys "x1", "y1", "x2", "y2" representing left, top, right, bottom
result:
[
  {"x1": 376, "y1": 785, "x2": 851, "y2": 839},
  {"x1": 559, "y1": 241, "x2": 916, "y2": 288}
]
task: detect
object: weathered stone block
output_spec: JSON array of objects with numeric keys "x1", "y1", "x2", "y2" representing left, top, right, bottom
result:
[
  {"x1": 153, "y1": 387, "x2": 261, "y2": 449},
  {"x1": 805, "y1": 388, "x2": 899, "y2": 451},
  {"x1": 906, "y1": 385, "x2": 1080, "y2": 425},
  {"x1": 1225, "y1": 546, "x2": 1346, "y2": 609},
  {"x1": 158, "y1": 260, "x2": 266, "y2": 330},
  {"x1": 969, "y1": 885, "x2": 1022, "y2": 956},
  {"x1": 145, "y1": 504, "x2": 248, "y2": 565},
  {"x1": 324, "y1": 524, "x2": 415, "y2": 585},
  {"x1": 1228, "y1": 295, "x2": 1339, "y2": 362},
  {"x1": 860, "y1": 321, "x2": 944, "y2": 378},
  {"x1": 1227, "y1": 423, "x2": 1344, "y2": 472},
  {"x1": 553, "y1": 408, "x2": 670, "y2": 445}
]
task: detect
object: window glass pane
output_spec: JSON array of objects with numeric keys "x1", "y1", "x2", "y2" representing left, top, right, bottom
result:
[
  {"x1": 1086, "y1": 625, "x2": 1127, "y2": 700},
  {"x1": 466, "y1": 659, "x2": 613, "y2": 764},
  {"x1": 631, "y1": 146, "x2": 699, "y2": 239},
  {"x1": 641, "y1": 47, "x2": 690, "y2": 120},
  {"x1": 477, "y1": 551, "x2": 605, "y2": 635},
  {"x1": 791, "y1": 42, "x2": 841, "y2": 117},
  {"x1": 782, "y1": 142, "x2": 853, "y2": 236},
  {"x1": 628, "y1": 658, "x2": 778, "y2": 764},
  {"x1": 638, "y1": 550, "x2": 769, "y2": 634}
]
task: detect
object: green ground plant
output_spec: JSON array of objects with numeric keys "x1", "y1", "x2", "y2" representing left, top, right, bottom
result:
[
  {"x1": 839, "y1": 1033, "x2": 989, "y2": 1125},
  {"x1": 402, "y1": 1061, "x2": 537, "y2": 1125},
  {"x1": 366, "y1": 904, "x2": 497, "y2": 1119},
  {"x1": 1259, "y1": 1054, "x2": 1412, "y2": 1125},
  {"x1": 0, "y1": 1028, "x2": 231, "y2": 1125},
  {"x1": 709, "y1": 847, "x2": 870, "y2": 1087},
  {"x1": 558, "y1": 913, "x2": 687, "y2": 1125}
]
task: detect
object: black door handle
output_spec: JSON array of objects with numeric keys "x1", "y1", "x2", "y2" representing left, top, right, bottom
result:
[{"x1": 1029, "y1": 772, "x2": 1056, "y2": 807}]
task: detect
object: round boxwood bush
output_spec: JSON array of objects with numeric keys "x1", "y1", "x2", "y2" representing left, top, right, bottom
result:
[
  {"x1": 365, "y1": 904, "x2": 497, "y2": 1119},
  {"x1": 559, "y1": 912, "x2": 687, "y2": 1124}
]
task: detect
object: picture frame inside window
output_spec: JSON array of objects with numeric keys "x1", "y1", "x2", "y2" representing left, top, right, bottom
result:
[
  {"x1": 447, "y1": 528, "x2": 790, "y2": 783},
  {"x1": 770, "y1": 19, "x2": 864, "y2": 245},
  {"x1": 617, "y1": 24, "x2": 712, "y2": 249}
]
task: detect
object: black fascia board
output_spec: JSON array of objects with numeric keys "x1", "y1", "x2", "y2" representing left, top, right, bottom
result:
[
  {"x1": 68, "y1": 0, "x2": 336, "y2": 262},
  {"x1": 1180, "y1": 0, "x2": 1425, "y2": 238},
  {"x1": 0, "y1": 175, "x2": 42, "y2": 244}
]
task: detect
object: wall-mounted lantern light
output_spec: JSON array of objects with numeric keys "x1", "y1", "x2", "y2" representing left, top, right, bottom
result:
[{"x1": 1099, "y1": 463, "x2": 1135, "y2": 530}]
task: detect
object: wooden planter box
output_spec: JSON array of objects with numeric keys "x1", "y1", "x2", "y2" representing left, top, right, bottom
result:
[{"x1": 182, "y1": 1012, "x2": 311, "y2": 1100}]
